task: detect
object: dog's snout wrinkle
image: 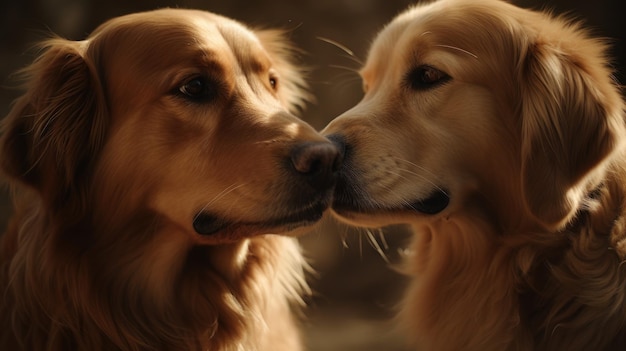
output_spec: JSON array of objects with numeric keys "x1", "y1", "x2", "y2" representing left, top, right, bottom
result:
[{"x1": 290, "y1": 142, "x2": 341, "y2": 190}]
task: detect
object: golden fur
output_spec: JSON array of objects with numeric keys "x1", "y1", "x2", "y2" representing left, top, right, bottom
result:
[
  {"x1": 323, "y1": 0, "x2": 626, "y2": 349},
  {"x1": 0, "y1": 9, "x2": 340, "y2": 351}
]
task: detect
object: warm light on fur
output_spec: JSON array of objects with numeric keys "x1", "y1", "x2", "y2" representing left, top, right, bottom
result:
[
  {"x1": 324, "y1": 0, "x2": 626, "y2": 350},
  {"x1": 0, "y1": 9, "x2": 340, "y2": 351}
]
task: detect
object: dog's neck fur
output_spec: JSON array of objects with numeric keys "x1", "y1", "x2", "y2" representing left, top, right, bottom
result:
[
  {"x1": 0, "y1": 193, "x2": 307, "y2": 351},
  {"x1": 518, "y1": 164, "x2": 626, "y2": 350},
  {"x1": 402, "y1": 160, "x2": 626, "y2": 351}
]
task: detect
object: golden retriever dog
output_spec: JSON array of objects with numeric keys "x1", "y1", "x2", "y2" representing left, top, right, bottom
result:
[
  {"x1": 323, "y1": 0, "x2": 626, "y2": 349},
  {"x1": 0, "y1": 8, "x2": 341, "y2": 351}
]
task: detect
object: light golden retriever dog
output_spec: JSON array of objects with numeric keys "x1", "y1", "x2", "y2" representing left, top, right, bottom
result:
[
  {"x1": 0, "y1": 8, "x2": 341, "y2": 351},
  {"x1": 323, "y1": 0, "x2": 626, "y2": 350}
]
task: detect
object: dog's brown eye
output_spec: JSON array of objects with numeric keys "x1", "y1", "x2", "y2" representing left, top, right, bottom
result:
[
  {"x1": 269, "y1": 74, "x2": 278, "y2": 90},
  {"x1": 178, "y1": 76, "x2": 217, "y2": 102},
  {"x1": 406, "y1": 65, "x2": 450, "y2": 90}
]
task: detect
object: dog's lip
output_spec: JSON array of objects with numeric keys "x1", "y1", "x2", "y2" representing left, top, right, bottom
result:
[
  {"x1": 193, "y1": 198, "x2": 330, "y2": 238},
  {"x1": 332, "y1": 189, "x2": 450, "y2": 216},
  {"x1": 407, "y1": 190, "x2": 450, "y2": 214}
]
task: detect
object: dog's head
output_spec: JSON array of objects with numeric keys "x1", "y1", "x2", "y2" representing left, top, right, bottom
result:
[
  {"x1": 323, "y1": 0, "x2": 625, "y2": 231},
  {"x1": 1, "y1": 9, "x2": 340, "y2": 244}
]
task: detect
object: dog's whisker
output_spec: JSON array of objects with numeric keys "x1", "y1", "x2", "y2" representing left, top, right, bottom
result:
[
  {"x1": 328, "y1": 64, "x2": 360, "y2": 74},
  {"x1": 389, "y1": 156, "x2": 438, "y2": 178},
  {"x1": 193, "y1": 183, "x2": 247, "y2": 220},
  {"x1": 358, "y1": 228, "x2": 364, "y2": 259},
  {"x1": 312, "y1": 74, "x2": 361, "y2": 89},
  {"x1": 396, "y1": 168, "x2": 449, "y2": 197},
  {"x1": 317, "y1": 36, "x2": 355, "y2": 56},
  {"x1": 340, "y1": 54, "x2": 363, "y2": 67},
  {"x1": 382, "y1": 168, "x2": 448, "y2": 203},
  {"x1": 335, "y1": 78, "x2": 359, "y2": 91},
  {"x1": 333, "y1": 71, "x2": 362, "y2": 84},
  {"x1": 317, "y1": 36, "x2": 364, "y2": 65},
  {"x1": 434, "y1": 44, "x2": 478, "y2": 59},
  {"x1": 365, "y1": 228, "x2": 390, "y2": 263},
  {"x1": 363, "y1": 176, "x2": 408, "y2": 210},
  {"x1": 377, "y1": 228, "x2": 390, "y2": 250},
  {"x1": 389, "y1": 156, "x2": 450, "y2": 196},
  {"x1": 341, "y1": 224, "x2": 351, "y2": 249}
]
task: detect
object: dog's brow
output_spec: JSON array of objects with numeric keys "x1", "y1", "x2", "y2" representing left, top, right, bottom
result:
[
  {"x1": 419, "y1": 31, "x2": 477, "y2": 58},
  {"x1": 248, "y1": 58, "x2": 270, "y2": 74},
  {"x1": 185, "y1": 49, "x2": 227, "y2": 74}
]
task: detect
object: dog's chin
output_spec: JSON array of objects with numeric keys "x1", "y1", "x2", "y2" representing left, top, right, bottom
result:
[
  {"x1": 331, "y1": 189, "x2": 450, "y2": 226},
  {"x1": 192, "y1": 198, "x2": 330, "y2": 244}
]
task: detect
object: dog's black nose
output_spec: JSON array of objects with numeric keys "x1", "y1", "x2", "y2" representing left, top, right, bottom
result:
[{"x1": 291, "y1": 141, "x2": 342, "y2": 190}]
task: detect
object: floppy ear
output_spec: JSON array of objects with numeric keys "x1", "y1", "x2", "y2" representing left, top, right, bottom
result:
[
  {"x1": 519, "y1": 36, "x2": 624, "y2": 229},
  {"x1": 0, "y1": 38, "x2": 107, "y2": 208}
]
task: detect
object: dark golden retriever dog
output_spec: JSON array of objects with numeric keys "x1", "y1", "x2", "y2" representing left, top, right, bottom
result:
[
  {"x1": 324, "y1": 0, "x2": 626, "y2": 349},
  {"x1": 0, "y1": 9, "x2": 340, "y2": 351}
]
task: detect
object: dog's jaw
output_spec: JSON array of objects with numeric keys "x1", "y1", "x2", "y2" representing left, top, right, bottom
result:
[
  {"x1": 326, "y1": 133, "x2": 451, "y2": 226},
  {"x1": 330, "y1": 183, "x2": 451, "y2": 228},
  {"x1": 190, "y1": 196, "x2": 332, "y2": 243}
]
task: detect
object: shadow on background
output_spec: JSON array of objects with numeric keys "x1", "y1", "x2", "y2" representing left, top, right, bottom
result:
[{"x1": 0, "y1": 1, "x2": 623, "y2": 350}]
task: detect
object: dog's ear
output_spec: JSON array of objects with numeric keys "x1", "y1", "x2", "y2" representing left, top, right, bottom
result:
[
  {"x1": 0, "y1": 38, "x2": 107, "y2": 208},
  {"x1": 519, "y1": 34, "x2": 624, "y2": 229}
]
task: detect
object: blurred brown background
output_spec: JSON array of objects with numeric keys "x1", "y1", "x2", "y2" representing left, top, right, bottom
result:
[{"x1": 1, "y1": 0, "x2": 623, "y2": 350}]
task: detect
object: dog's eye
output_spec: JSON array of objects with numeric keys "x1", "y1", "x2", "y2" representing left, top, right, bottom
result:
[
  {"x1": 406, "y1": 65, "x2": 450, "y2": 90},
  {"x1": 178, "y1": 76, "x2": 217, "y2": 102},
  {"x1": 269, "y1": 72, "x2": 279, "y2": 90}
]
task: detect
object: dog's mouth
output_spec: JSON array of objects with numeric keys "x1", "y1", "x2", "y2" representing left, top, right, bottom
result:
[
  {"x1": 333, "y1": 187, "x2": 450, "y2": 216},
  {"x1": 408, "y1": 190, "x2": 450, "y2": 214},
  {"x1": 193, "y1": 199, "x2": 329, "y2": 237}
]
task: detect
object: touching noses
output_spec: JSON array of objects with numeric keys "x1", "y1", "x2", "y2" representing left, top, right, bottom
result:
[{"x1": 290, "y1": 141, "x2": 343, "y2": 191}]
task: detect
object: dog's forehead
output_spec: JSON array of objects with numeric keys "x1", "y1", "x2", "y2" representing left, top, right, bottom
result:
[
  {"x1": 90, "y1": 9, "x2": 271, "y2": 72},
  {"x1": 360, "y1": 5, "x2": 442, "y2": 83},
  {"x1": 362, "y1": 0, "x2": 521, "y2": 82}
]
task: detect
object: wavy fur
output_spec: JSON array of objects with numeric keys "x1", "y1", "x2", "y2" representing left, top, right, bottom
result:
[
  {"x1": 0, "y1": 8, "x2": 332, "y2": 351},
  {"x1": 324, "y1": 0, "x2": 626, "y2": 349}
]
